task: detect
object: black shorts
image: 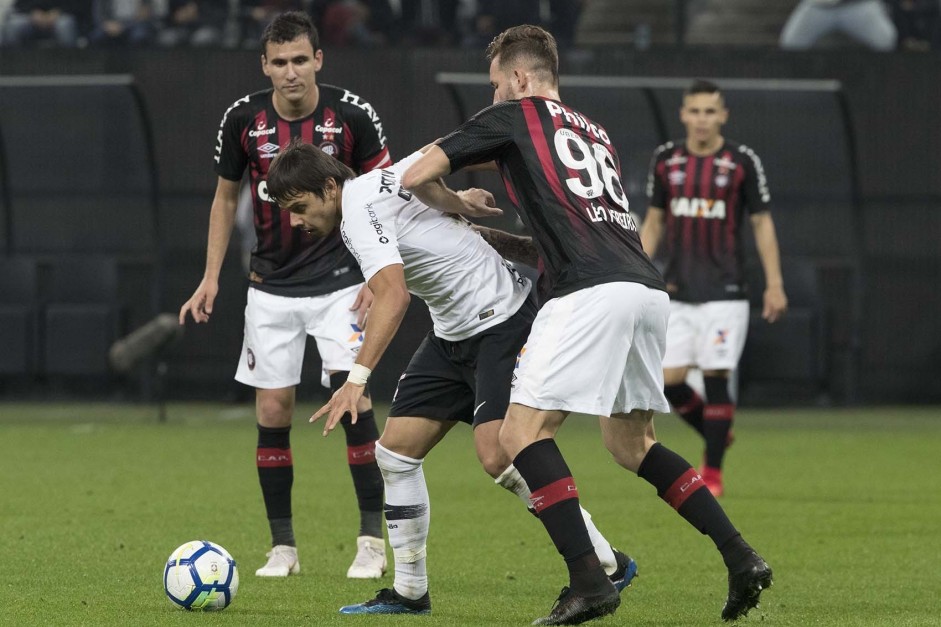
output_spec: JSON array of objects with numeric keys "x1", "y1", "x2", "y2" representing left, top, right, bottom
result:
[{"x1": 389, "y1": 294, "x2": 537, "y2": 427}]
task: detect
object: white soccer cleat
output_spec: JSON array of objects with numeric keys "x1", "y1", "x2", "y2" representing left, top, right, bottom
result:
[
  {"x1": 346, "y1": 535, "x2": 387, "y2": 579},
  {"x1": 255, "y1": 545, "x2": 300, "y2": 577}
]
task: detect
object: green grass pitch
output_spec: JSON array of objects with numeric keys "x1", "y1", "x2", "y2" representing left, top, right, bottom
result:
[{"x1": 1, "y1": 403, "x2": 939, "y2": 626}]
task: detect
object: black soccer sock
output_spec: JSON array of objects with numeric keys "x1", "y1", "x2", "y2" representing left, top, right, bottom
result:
[
  {"x1": 703, "y1": 376, "x2": 734, "y2": 469},
  {"x1": 513, "y1": 439, "x2": 608, "y2": 596},
  {"x1": 665, "y1": 382, "x2": 705, "y2": 436},
  {"x1": 637, "y1": 442, "x2": 739, "y2": 553},
  {"x1": 257, "y1": 424, "x2": 295, "y2": 547},
  {"x1": 332, "y1": 373, "x2": 384, "y2": 539}
]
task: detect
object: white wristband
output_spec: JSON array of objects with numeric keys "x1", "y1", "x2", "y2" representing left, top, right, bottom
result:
[{"x1": 347, "y1": 364, "x2": 371, "y2": 386}]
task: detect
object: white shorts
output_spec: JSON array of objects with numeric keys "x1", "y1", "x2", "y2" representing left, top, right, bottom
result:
[
  {"x1": 235, "y1": 284, "x2": 364, "y2": 389},
  {"x1": 662, "y1": 300, "x2": 750, "y2": 371},
  {"x1": 510, "y1": 282, "x2": 671, "y2": 416}
]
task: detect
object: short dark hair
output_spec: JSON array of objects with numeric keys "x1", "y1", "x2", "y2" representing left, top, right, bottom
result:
[
  {"x1": 261, "y1": 11, "x2": 320, "y2": 55},
  {"x1": 267, "y1": 140, "x2": 356, "y2": 210},
  {"x1": 685, "y1": 79, "x2": 721, "y2": 98},
  {"x1": 486, "y1": 25, "x2": 559, "y2": 86}
]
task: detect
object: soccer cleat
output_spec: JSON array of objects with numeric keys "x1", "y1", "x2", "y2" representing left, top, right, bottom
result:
[
  {"x1": 702, "y1": 466, "x2": 724, "y2": 498},
  {"x1": 255, "y1": 545, "x2": 300, "y2": 577},
  {"x1": 722, "y1": 552, "x2": 773, "y2": 621},
  {"x1": 339, "y1": 587, "x2": 431, "y2": 615},
  {"x1": 608, "y1": 549, "x2": 638, "y2": 593},
  {"x1": 531, "y1": 584, "x2": 620, "y2": 626},
  {"x1": 346, "y1": 535, "x2": 387, "y2": 579}
]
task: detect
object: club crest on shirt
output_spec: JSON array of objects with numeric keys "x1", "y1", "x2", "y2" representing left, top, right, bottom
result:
[
  {"x1": 668, "y1": 170, "x2": 686, "y2": 186},
  {"x1": 319, "y1": 141, "x2": 338, "y2": 157}
]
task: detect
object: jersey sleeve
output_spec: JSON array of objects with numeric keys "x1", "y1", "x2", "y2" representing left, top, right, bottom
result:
[
  {"x1": 213, "y1": 96, "x2": 250, "y2": 181},
  {"x1": 340, "y1": 180, "x2": 403, "y2": 283},
  {"x1": 646, "y1": 150, "x2": 668, "y2": 209},
  {"x1": 437, "y1": 100, "x2": 518, "y2": 172},
  {"x1": 344, "y1": 94, "x2": 392, "y2": 173},
  {"x1": 738, "y1": 144, "x2": 772, "y2": 214}
]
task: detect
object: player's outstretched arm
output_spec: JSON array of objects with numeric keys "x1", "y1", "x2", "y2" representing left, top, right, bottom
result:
[
  {"x1": 402, "y1": 145, "x2": 451, "y2": 189},
  {"x1": 179, "y1": 177, "x2": 241, "y2": 325},
  {"x1": 473, "y1": 225, "x2": 538, "y2": 267},
  {"x1": 639, "y1": 206, "x2": 665, "y2": 259},
  {"x1": 311, "y1": 264, "x2": 410, "y2": 436},
  {"x1": 751, "y1": 211, "x2": 788, "y2": 323}
]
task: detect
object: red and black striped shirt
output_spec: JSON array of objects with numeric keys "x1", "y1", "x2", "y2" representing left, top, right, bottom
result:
[
  {"x1": 646, "y1": 139, "x2": 771, "y2": 303},
  {"x1": 214, "y1": 85, "x2": 391, "y2": 297},
  {"x1": 438, "y1": 97, "x2": 664, "y2": 300}
]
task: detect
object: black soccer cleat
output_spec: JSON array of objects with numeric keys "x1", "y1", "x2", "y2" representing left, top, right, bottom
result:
[
  {"x1": 608, "y1": 549, "x2": 638, "y2": 593},
  {"x1": 339, "y1": 587, "x2": 431, "y2": 615},
  {"x1": 531, "y1": 584, "x2": 621, "y2": 626},
  {"x1": 721, "y1": 552, "x2": 773, "y2": 621}
]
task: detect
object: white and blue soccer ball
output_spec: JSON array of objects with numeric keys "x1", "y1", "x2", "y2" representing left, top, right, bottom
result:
[{"x1": 164, "y1": 540, "x2": 239, "y2": 611}]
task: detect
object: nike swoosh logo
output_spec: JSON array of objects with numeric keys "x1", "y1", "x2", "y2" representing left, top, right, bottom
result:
[{"x1": 474, "y1": 401, "x2": 487, "y2": 416}]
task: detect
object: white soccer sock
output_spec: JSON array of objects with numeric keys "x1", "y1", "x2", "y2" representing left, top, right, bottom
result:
[
  {"x1": 375, "y1": 442, "x2": 429, "y2": 600},
  {"x1": 495, "y1": 464, "x2": 618, "y2": 575}
]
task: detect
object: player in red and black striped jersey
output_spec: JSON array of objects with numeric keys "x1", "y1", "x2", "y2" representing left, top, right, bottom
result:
[
  {"x1": 179, "y1": 11, "x2": 390, "y2": 583},
  {"x1": 403, "y1": 26, "x2": 772, "y2": 625},
  {"x1": 641, "y1": 80, "x2": 788, "y2": 499}
]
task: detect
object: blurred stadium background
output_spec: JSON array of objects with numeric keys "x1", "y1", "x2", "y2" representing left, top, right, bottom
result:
[{"x1": 1, "y1": 1, "x2": 939, "y2": 406}]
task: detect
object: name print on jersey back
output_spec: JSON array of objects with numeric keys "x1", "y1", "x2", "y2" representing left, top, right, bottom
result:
[{"x1": 544, "y1": 101, "x2": 635, "y2": 231}]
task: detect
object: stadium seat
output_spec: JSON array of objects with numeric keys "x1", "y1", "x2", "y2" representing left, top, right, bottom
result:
[
  {"x1": 0, "y1": 256, "x2": 39, "y2": 375},
  {"x1": 739, "y1": 256, "x2": 828, "y2": 401},
  {"x1": 42, "y1": 256, "x2": 125, "y2": 376}
]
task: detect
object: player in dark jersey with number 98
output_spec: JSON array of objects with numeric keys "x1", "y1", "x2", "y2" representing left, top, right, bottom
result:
[
  {"x1": 641, "y1": 80, "x2": 788, "y2": 499},
  {"x1": 178, "y1": 11, "x2": 390, "y2": 583},
  {"x1": 402, "y1": 25, "x2": 772, "y2": 625}
]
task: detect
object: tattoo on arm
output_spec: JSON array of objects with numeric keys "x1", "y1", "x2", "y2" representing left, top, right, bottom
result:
[{"x1": 473, "y1": 225, "x2": 538, "y2": 267}]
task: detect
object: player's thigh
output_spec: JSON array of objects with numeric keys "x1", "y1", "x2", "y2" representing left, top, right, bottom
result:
[
  {"x1": 511, "y1": 282, "x2": 665, "y2": 416},
  {"x1": 696, "y1": 300, "x2": 750, "y2": 371},
  {"x1": 235, "y1": 288, "x2": 308, "y2": 389},
  {"x1": 379, "y1": 415, "x2": 457, "y2": 460},
  {"x1": 389, "y1": 333, "x2": 476, "y2": 425},
  {"x1": 472, "y1": 297, "x2": 536, "y2": 428},
  {"x1": 306, "y1": 283, "x2": 364, "y2": 388},
  {"x1": 662, "y1": 300, "x2": 698, "y2": 369},
  {"x1": 613, "y1": 288, "x2": 671, "y2": 415}
]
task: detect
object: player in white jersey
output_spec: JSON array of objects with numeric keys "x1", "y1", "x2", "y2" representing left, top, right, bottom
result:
[{"x1": 265, "y1": 140, "x2": 638, "y2": 615}]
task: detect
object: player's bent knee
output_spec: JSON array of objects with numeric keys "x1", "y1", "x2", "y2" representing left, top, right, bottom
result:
[
  {"x1": 255, "y1": 390, "x2": 294, "y2": 428},
  {"x1": 375, "y1": 441, "x2": 422, "y2": 475}
]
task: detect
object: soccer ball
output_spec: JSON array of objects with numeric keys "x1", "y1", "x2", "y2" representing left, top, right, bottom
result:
[{"x1": 164, "y1": 540, "x2": 239, "y2": 611}]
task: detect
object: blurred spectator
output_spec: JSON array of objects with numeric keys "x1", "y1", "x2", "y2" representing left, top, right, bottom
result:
[
  {"x1": 88, "y1": 0, "x2": 157, "y2": 45},
  {"x1": 239, "y1": 0, "x2": 302, "y2": 48},
  {"x1": 463, "y1": 0, "x2": 539, "y2": 48},
  {"x1": 2, "y1": 0, "x2": 87, "y2": 45},
  {"x1": 546, "y1": 0, "x2": 584, "y2": 49},
  {"x1": 395, "y1": 0, "x2": 459, "y2": 46},
  {"x1": 888, "y1": 0, "x2": 940, "y2": 50},
  {"x1": 780, "y1": 0, "x2": 897, "y2": 51},
  {"x1": 157, "y1": 0, "x2": 225, "y2": 45},
  {"x1": 316, "y1": 0, "x2": 384, "y2": 47}
]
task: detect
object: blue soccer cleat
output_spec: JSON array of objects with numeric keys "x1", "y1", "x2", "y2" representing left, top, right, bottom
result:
[
  {"x1": 339, "y1": 588, "x2": 431, "y2": 615},
  {"x1": 609, "y1": 549, "x2": 638, "y2": 593}
]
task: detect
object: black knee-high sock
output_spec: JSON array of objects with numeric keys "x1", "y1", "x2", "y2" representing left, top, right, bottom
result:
[
  {"x1": 257, "y1": 424, "x2": 295, "y2": 547},
  {"x1": 331, "y1": 373, "x2": 384, "y2": 539},
  {"x1": 637, "y1": 442, "x2": 751, "y2": 566},
  {"x1": 665, "y1": 382, "x2": 705, "y2": 436},
  {"x1": 703, "y1": 376, "x2": 734, "y2": 470},
  {"x1": 513, "y1": 439, "x2": 609, "y2": 595}
]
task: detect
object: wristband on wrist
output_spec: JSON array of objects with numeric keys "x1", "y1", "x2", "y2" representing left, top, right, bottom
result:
[{"x1": 347, "y1": 363, "x2": 371, "y2": 386}]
